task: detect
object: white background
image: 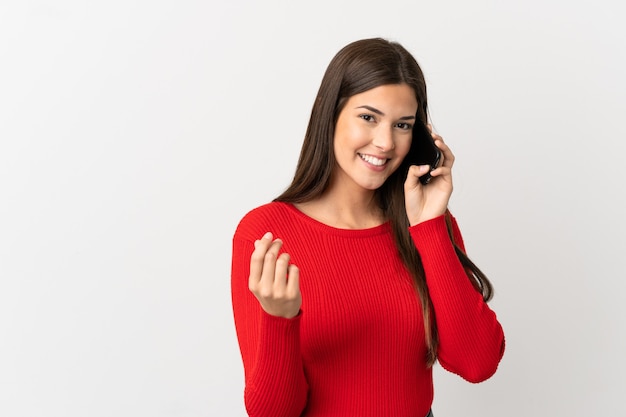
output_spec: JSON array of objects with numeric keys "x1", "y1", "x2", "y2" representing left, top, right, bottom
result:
[{"x1": 1, "y1": 1, "x2": 624, "y2": 416}]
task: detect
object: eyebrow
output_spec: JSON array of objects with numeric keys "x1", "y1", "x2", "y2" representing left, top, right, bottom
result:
[{"x1": 355, "y1": 105, "x2": 415, "y2": 120}]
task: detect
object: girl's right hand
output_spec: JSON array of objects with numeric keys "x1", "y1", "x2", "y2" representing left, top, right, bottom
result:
[
  {"x1": 248, "y1": 232, "x2": 302, "y2": 319},
  {"x1": 404, "y1": 130, "x2": 454, "y2": 226}
]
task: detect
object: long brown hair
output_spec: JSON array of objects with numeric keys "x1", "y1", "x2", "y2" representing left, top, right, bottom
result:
[{"x1": 275, "y1": 38, "x2": 493, "y2": 366}]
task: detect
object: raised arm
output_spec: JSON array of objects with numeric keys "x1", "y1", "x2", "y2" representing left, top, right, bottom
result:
[
  {"x1": 404, "y1": 130, "x2": 504, "y2": 382},
  {"x1": 410, "y1": 214, "x2": 505, "y2": 382},
  {"x1": 231, "y1": 232, "x2": 308, "y2": 417}
]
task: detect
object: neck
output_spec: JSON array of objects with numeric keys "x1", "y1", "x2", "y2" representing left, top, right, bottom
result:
[{"x1": 296, "y1": 179, "x2": 385, "y2": 230}]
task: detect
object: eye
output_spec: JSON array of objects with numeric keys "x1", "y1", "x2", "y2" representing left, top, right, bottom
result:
[
  {"x1": 395, "y1": 122, "x2": 413, "y2": 130},
  {"x1": 359, "y1": 114, "x2": 375, "y2": 122}
]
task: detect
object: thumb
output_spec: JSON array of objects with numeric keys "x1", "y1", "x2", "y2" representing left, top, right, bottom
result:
[{"x1": 405, "y1": 165, "x2": 430, "y2": 188}]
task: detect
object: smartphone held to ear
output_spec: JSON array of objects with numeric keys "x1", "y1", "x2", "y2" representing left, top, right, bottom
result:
[{"x1": 407, "y1": 120, "x2": 441, "y2": 185}]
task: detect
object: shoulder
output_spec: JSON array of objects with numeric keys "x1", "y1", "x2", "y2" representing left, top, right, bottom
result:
[{"x1": 233, "y1": 201, "x2": 294, "y2": 242}]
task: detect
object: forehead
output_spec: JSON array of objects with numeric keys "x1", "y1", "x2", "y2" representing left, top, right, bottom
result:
[{"x1": 345, "y1": 84, "x2": 418, "y2": 112}]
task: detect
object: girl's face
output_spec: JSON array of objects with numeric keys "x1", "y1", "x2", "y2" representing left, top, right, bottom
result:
[{"x1": 332, "y1": 83, "x2": 417, "y2": 193}]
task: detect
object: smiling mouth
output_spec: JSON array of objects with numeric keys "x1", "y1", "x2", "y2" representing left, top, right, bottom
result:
[{"x1": 358, "y1": 153, "x2": 388, "y2": 167}]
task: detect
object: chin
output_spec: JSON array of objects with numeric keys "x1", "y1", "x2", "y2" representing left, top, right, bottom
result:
[{"x1": 359, "y1": 179, "x2": 387, "y2": 191}]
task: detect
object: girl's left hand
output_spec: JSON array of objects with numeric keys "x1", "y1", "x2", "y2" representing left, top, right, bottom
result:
[{"x1": 404, "y1": 130, "x2": 454, "y2": 226}]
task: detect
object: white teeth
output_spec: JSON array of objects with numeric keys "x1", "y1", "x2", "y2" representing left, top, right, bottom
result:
[{"x1": 359, "y1": 154, "x2": 387, "y2": 166}]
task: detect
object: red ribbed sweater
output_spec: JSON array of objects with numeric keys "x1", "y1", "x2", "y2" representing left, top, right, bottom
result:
[{"x1": 231, "y1": 202, "x2": 505, "y2": 417}]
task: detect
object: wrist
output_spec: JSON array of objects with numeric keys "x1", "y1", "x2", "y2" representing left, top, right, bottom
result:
[{"x1": 408, "y1": 210, "x2": 447, "y2": 227}]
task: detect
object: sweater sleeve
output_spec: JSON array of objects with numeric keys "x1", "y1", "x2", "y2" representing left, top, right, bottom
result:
[
  {"x1": 409, "y1": 214, "x2": 505, "y2": 383},
  {"x1": 231, "y1": 233, "x2": 309, "y2": 417}
]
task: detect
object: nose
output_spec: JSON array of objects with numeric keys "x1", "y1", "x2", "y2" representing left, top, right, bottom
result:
[{"x1": 372, "y1": 127, "x2": 395, "y2": 152}]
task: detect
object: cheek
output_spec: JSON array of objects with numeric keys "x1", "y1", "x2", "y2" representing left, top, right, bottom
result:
[
  {"x1": 397, "y1": 140, "x2": 412, "y2": 160},
  {"x1": 336, "y1": 120, "x2": 368, "y2": 146}
]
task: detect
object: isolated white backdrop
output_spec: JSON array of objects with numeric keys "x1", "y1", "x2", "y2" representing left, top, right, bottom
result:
[{"x1": 1, "y1": 1, "x2": 624, "y2": 416}]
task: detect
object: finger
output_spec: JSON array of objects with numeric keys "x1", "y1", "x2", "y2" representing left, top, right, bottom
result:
[
  {"x1": 249, "y1": 232, "x2": 274, "y2": 289},
  {"x1": 286, "y1": 264, "x2": 300, "y2": 297},
  {"x1": 404, "y1": 165, "x2": 430, "y2": 189},
  {"x1": 260, "y1": 238, "x2": 284, "y2": 285},
  {"x1": 429, "y1": 132, "x2": 445, "y2": 167},
  {"x1": 273, "y1": 252, "x2": 291, "y2": 293},
  {"x1": 429, "y1": 166, "x2": 452, "y2": 178},
  {"x1": 434, "y1": 139, "x2": 455, "y2": 168}
]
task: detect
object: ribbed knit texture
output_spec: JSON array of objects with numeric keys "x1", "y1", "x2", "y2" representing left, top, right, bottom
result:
[{"x1": 231, "y1": 202, "x2": 505, "y2": 417}]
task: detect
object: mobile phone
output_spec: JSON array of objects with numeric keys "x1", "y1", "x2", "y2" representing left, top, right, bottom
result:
[{"x1": 407, "y1": 120, "x2": 441, "y2": 185}]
